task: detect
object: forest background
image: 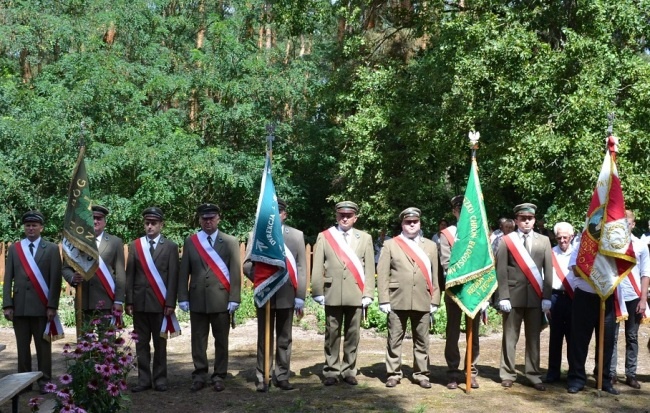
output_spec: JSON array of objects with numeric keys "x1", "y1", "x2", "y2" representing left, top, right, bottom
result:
[{"x1": 1, "y1": 0, "x2": 650, "y2": 245}]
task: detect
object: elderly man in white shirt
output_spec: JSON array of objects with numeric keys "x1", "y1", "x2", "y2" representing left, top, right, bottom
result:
[
  {"x1": 609, "y1": 210, "x2": 650, "y2": 389},
  {"x1": 544, "y1": 222, "x2": 575, "y2": 384}
]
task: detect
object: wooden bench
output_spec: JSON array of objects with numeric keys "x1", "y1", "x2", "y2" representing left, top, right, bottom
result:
[{"x1": 0, "y1": 372, "x2": 43, "y2": 413}]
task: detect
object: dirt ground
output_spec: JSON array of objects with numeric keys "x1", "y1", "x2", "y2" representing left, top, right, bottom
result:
[{"x1": 1, "y1": 316, "x2": 650, "y2": 413}]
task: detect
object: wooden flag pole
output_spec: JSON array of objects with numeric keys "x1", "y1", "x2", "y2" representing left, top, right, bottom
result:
[
  {"x1": 262, "y1": 123, "x2": 275, "y2": 391},
  {"x1": 465, "y1": 317, "x2": 473, "y2": 393}
]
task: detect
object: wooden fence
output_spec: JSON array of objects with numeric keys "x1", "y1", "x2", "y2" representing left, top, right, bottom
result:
[{"x1": 0, "y1": 242, "x2": 313, "y2": 296}]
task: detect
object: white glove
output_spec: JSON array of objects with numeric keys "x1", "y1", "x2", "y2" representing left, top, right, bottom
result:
[
  {"x1": 361, "y1": 297, "x2": 373, "y2": 308},
  {"x1": 227, "y1": 301, "x2": 239, "y2": 314},
  {"x1": 313, "y1": 295, "x2": 325, "y2": 306},
  {"x1": 499, "y1": 299, "x2": 512, "y2": 313},
  {"x1": 294, "y1": 298, "x2": 305, "y2": 312},
  {"x1": 480, "y1": 301, "x2": 490, "y2": 312},
  {"x1": 430, "y1": 305, "x2": 439, "y2": 314},
  {"x1": 178, "y1": 301, "x2": 190, "y2": 312},
  {"x1": 541, "y1": 299, "x2": 552, "y2": 312},
  {"x1": 379, "y1": 303, "x2": 391, "y2": 314}
]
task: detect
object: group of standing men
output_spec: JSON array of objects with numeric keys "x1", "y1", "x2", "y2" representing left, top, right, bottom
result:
[{"x1": 3, "y1": 197, "x2": 648, "y2": 396}]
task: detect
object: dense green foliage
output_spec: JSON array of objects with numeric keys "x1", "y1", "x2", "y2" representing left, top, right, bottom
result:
[{"x1": 1, "y1": 1, "x2": 650, "y2": 244}]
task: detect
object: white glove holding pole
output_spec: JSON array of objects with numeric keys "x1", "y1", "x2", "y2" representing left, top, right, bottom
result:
[
  {"x1": 361, "y1": 297, "x2": 372, "y2": 308},
  {"x1": 178, "y1": 301, "x2": 190, "y2": 312},
  {"x1": 430, "y1": 305, "x2": 438, "y2": 314},
  {"x1": 227, "y1": 301, "x2": 239, "y2": 314},
  {"x1": 313, "y1": 295, "x2": 325, "y2": 306},
  {"x1": 379, "y1": 303, "x2": 391, "y2": 314},
  {"x1": 541, "y1": 299, "x2": 552, "y2": 312},
  {"x1": 499, "y1": 299, "x2": 512, "y2": 313}
]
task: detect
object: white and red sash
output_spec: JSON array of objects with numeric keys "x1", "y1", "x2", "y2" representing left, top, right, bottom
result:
[
  {"x1": 394, "y1": 235, "x2": 435, "y2": 296},
  {"x1": 322, "y1": 227, "x2": 365, "y2": 292},
  {"x1": 614, "y1": 273, "x2": 650, "y2": 323},
  {"x1": 551, "y1": 252, "x2": 574, "y2": 299},
  {"x1": 190, "y1": 232, "x2": 231, "y2": 292},
  {"x1": 134, "y1": 237, "x2": 181, "y2": 338},
  {"x1": 95, "y1": 257, "x2": 124, "y2": 327},
  {"x1": 284, "y1": 245, "x2": 298, "y2": 290},
  {"x1": 441, "y1": 227, "x2": 456, "y2": 248},
  {"x1": 15, "y1": 240, "x2": 64, "y2": 342},
  {"x1": 503, "y1": 232, "x2": 544, "y2": 299}
]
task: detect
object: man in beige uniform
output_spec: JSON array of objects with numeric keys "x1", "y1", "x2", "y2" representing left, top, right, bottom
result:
[
  {"x1": 243, "y1": 199, "x2": 307, "y2": 392},
  {"x1": 311, "y1": 201, "x2": 375, "y2": 386},
  {"x1": 377, "y1": 207, "x2": 440, "y2": 389},
  {"x1": 496, "y1": 203, "x2": 552, "y2": 391}
]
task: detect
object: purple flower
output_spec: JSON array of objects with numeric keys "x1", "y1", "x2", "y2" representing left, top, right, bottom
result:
[
  {"x1": 57, "y1": 388, "x2": 72, "y2": 400},
  {"x1": 59, "y1": 373, "x2": 73, "y2": 385},
  {"x1": 43, "y1": 382, "x2": 57, "y2": 393},
  {"x1": 60, "y1": 403, "x2": 75, "y2": 412},
  {"x1": 28, "y1": 397, "x2": 43, "y2": 408},
  {"x1": 87, "y1": 379, "x2": 99, "y2": 391},
  {"x1": 78, "y1": 341, "x2": 92, "y2": 352},
  {"x1": 90, "y1": 318, "x2": 101, "y2": 326},
  {"x1": 117, "y1": 379, "x2": 128, "y2": 391},
  {"x1": 107, "y1": 382, "x2": 120, "y2": 397},
  {"x1": 96, "y1": 300, "x2": 106, "y2": 309}
]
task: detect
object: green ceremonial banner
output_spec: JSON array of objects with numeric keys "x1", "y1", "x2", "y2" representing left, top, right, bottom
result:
[
  {"x1": 445, "y1": 157, "x2": 497, "y2": 318},
  {"x1": 61, "y1": 146, "x2": 99, "y2": 280}
]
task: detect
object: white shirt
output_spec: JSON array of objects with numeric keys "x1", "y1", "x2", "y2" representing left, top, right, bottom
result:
[
  {"x1": 147, "y1": 234, "x2": 162, "y2": 250},
  {"x1": 618, "y1": 235, "x2": 650, "y2": 302},
  {"x1": 568, "y1": 241, "x2": 595, "y2": 294},
  {"x1": 552, "y1": 244, "x2": 574, "y2": 290}
]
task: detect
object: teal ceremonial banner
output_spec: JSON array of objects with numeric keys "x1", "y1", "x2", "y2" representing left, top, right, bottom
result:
[
  {"x1": 445, "y1": 157, "x2": 497, "y2": 318},
  {"x1": 250, "y1": 153, "x2": 287, "y2": 307}
]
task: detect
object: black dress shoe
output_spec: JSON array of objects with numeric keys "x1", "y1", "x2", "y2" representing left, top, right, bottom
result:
[
  {"x1": 446, "y1": 380, "x2": 458, "y2": 390},
  {"x1": 343, "y1": 376, "x2": 358, "y2": 385},
  {"x1": 602, "y1": 386, "x2": 620, "y2": 395},
  {"x1": 533, "y1": 383, "x2": 546, "y2": 391},
  {"x1": 275, "y1": 380, "x2": 294, "y2": 390},
  {"x1": 213, "y1": 381, "x2": 226, "y2": 392},
  {"x1": 501, "y1": 380, "x2": 513, "y2": 388},
  {"x1": 154, "y1": 385, "x2": 167, "y2": 392},
  {"x1": 567, "y1": 386, "x2": 581, "y2": 394},
  {"x1": 323, "y1": 377, "x2": 337, "y2": 386},
  {"x1": 470, "y1": 377, "x2": 479, "y2": 389},
  {"x1": 256, "y1": 382, "x2": 268, "y2": 393},
  {"x1": 625, "y1": 377, "x2": 641, "y2": 389},
  {"x1": 190, "y1": 382, "x2": 205, "y2": 393},
  {"x1": 385, "y1": 378, "x2": 399, "y2": 388},
  {"x1": 131, "y1": 385, "x2": 151, "y2": 393},
  {"x1": 418, "y1": 379, "x2": 432, "y2": 389}
]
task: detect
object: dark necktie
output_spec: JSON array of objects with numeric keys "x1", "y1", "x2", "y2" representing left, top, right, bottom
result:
[
  {"x1": 149, "y1": 239, "x2": 155, "y2": 255},
  {"x1": 523, "y1": 234, "x2": 530, "y2": 252},
  {"x1": 207, "y1": 235, "x2": 213, "y2": 247},
  {"x1": 29, "y1": 243, "x2": 35, "y2": 257}
]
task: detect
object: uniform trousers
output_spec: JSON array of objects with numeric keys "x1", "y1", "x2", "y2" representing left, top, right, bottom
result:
[
  {"x1": 13, "y1": 316, "x2": 51, "y2": 389},
  {"x1": 386, "y1": 310, "x2": 430, "y2": 382},
  {"x1": 444, "y1": 294, "x2": 479, "y2": 380},
  {"x1": 546, "y1": 290, "x2": 572, "y2": 381},
  {"x1": 133, "y1": 312, "x2": 167, "y2": 388},
  {"x1": 323, "y1": 305, "x2": 362, "y2": 379},
  {"x1": 190, "y1": 311, "x2": 230, "y2": 384},
  {"x1": 610, "y1": 298, "x2": 641, "y2": 379},
  {"x1": 567, "y1": 289, "x2": 615, "y2": 389},
  {"x1": 499, "y1": 306, "x2": 543, "y2": 384},
  {"x1": 255, "y1": 306, "x2": 294, "y2": 384}
]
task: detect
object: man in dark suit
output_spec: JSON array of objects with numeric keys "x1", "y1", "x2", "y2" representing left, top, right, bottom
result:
[
  {"x1": 125, "y1": 207, "x2": 179, "y2": 393},
  {"x1": 311, "y1": 201, "x2": 375, "y2": 386},
  {"x1": 377, "y1": 207, "x2": 440, "y2": 389},
  {"x1": 243, "y1": 198, "x2": 307, "y2": 392},
  {"x1": 63, "y1": 205, "x2": 125, "y2": 320},
  {"x1": 496, "y1": 203, "x2": 552, "y2": 391},
  {"x1": 2, "y1": 211, "x2": 62, "y2": 392},
  {"x1": 177, "y1": 203, "x2": 241, "y2": 393}
]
